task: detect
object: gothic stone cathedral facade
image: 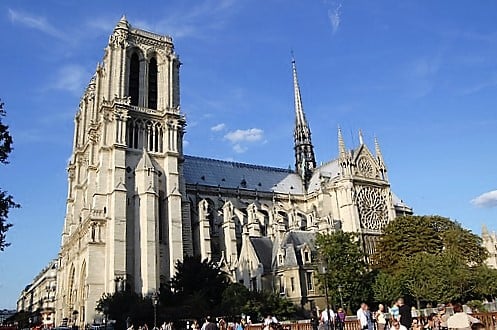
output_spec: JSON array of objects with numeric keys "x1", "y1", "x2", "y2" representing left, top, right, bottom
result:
[{"x1": 55, "y1": 18, "x2": 412, "y2": 325}]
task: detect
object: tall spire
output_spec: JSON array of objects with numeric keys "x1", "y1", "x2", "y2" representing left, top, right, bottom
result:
[
  {"x1": 374, "y1": 136, "x2": 385, "y2": 167},
  {"x1": 291, "y1": 55, "x2": 316, "y2": 187},
  {"x1": 338, "y1": 126, "x2": 347, "y2": 159},
  {"x1": 358, "y1": 129, "x2": 364, "y2": 145}
]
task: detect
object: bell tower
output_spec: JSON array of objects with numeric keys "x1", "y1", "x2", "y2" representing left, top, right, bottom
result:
[{"x1": 57, "y1": 17, "x2": 188, "y2": 326}]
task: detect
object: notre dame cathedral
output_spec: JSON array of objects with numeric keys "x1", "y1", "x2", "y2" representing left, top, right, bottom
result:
[{"x1": 54, "y1": 17, "x2": 412, "y2": 325}]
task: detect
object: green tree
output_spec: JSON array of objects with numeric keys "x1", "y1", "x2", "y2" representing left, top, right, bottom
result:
[
  {"x1": 0, "y1": 100, "x2": 20, "y2": 251},
  {"x1": 473, "y1": 265, "x2": 497, "y2": 300},
  {"x1": 399, "y1": 252, "x2": 445, "y2": 309},
  {"x1": 372, "y1": 271, "x2": 403, "y2": 305},
  {"x1": 373, "y1": 215, "x2": 487, "y2": 273},
  {"x1": 167, "y1": 255, "x2": 229, "y2": 318},
  {"x1": 315, "y1": 231, "x2": 368, "y2": 309},
  {"x1": 96, "y1": 291, "x2": 153, "y2": 330}
]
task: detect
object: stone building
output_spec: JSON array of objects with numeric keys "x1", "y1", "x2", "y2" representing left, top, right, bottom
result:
[
  {"x1": 54, "y1": 17, "x2": 411, "y2": 325},
  {"x1": 17, "y1": 260, "x2": 57, "y2": 328},
  {"x1": 482, "y1": 225, "x2": 497, "y2": 269}
]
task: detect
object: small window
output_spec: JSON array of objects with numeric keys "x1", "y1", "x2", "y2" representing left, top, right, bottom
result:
[
  {"x1": 279, "y1": 254, "x2": 283, "y2": 265},
  {"x1": 290, "y1": 277, "x2": 295, "y2": 292},
  {"x1": 279, "y1": 275, "x2": 285, "y2": 294},
  {"x1": 129, "y1": 53, "x2": 140, "y2": 106},
  {"x1": 304, "y1": 250, "x2": 311, "y2": 263},
  {"x1": 148, "y1": 57, "x2": 158, "y2": 109},
  {"x1": 306, "y1": 271, "x2": 314, "y2": 291}
]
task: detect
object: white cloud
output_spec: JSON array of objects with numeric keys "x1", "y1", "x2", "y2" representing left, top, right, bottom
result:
[
  {"x1": 8, "y1": 8, "x2": 67, "y2": 40},
  {"x1": 224, "y1": 128, "x2": 264, "y2": 143},
  {"x1": 326, "y1": 1, "x2": 342, "y2": 35},
  {"x1": 183, "y1": 140, "x2": 190, "y2": 148},
  {"x1": 211, "y1": 123, "x2": 226, "y2": 132},
  {"x1": 471, "y1": 190, "x2": 497, "y2": 208},
  {"x1": 86, "y1": 17, "x2": 116, "y2": 33},
  {"x1": 223, "y1": 128, "x2": 264, "y2": 154},
  {"x1": 50, "y1": 65, "x2": 90, "y2": 95},
  {"x1": 232, "y1": 144, "x2": 247, "y2": 154}
]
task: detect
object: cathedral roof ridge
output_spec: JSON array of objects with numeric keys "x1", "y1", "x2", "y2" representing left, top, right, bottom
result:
[{"x1": 184, "y1": 154, "x2": 294, "y2": 174}]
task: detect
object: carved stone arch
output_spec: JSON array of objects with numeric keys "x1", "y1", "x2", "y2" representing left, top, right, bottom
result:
[
  {"x1": 126, "y1": 46, "x2": 146, "y2": 61},
  {"x1": 67, "y1": 264, "x2": 76, "y2": 307},
  {"x1": 296, "y1": 211, "x2": 308, "y2": 230},
  {"x1": 277, "y1": 210, "x2": 289, "y2": 229},
  {"x1": 78, "y1": 261, "x2": 87, "y2": 302}
]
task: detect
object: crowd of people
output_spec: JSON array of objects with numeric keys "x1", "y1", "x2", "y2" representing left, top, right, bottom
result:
[
  {"x1": 314, "y1": 298, "x2": 483, "y2": 330},
  {"x1": 123, "y1": 298, "x2": 484, "y2": 330}
]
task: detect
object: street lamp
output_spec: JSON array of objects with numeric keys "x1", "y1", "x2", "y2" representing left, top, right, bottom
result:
[
  {"x1": 337, "y1": 285, "x2": 344, "y2": 309},
  {"x1": 319, "y1": 261, "x2": 331, "y2": 330},
  {"x1": 151, "y1": 291, "x2": 159, "y2": 330}
]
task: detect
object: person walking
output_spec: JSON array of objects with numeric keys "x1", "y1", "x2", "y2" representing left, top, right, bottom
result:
[
  {"x1": 375, "y1": 304, "x2": 387, "y2": 330},
  {"x1": 397, "y1": 298, "x2": 412, "y2": 330},
  {"x1": 320, "y1": 306, "x2": 335, "y2": 330},
  {"x1": 357, "y1": 303, "x2": 374, "y2": 330},
  {"x1": 447, "y1": 303, "x2": 480, "y2": 330}
]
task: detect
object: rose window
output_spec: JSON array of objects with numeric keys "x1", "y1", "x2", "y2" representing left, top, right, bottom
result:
[{"x1": 357, "y1": 186, "x2": 388, "y2": 230}]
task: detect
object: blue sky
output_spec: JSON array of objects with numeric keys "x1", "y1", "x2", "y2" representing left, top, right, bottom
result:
[{"x1": 1, "y1": 0, "x2": 497, "y2": 308}]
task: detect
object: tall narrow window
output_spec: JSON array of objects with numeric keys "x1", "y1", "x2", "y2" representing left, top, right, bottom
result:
[
  {"x1": 148, "y1": 57, "x2": 158, "y2": 109},
  {"x1": 129, "y1": 53, "x2": 140, "y2": 106}
]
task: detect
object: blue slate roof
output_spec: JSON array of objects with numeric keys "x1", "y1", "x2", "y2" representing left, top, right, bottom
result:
[
  {"x1": 183, "y1": 155, "x2": 305, "y2": 194},
  {"x1": 250, "y1": 237, "x2": 273, "y2": 273}
]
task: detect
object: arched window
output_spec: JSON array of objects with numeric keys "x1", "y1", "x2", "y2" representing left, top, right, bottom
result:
[
  {"x1": 129, "y1": 53, "x2": 140, "y2": 106},
  {"x1": 148, "y1": 57, "x2": 158, "y2": 109}
]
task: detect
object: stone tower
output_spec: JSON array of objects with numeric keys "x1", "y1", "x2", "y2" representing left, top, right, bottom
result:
[{"x1": 55, "y1": 17, "x2": 187, "y2": 325}]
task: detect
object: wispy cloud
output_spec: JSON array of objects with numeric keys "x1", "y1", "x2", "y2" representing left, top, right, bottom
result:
[
  {"x1": 471, "y1": 190, "x2": 497, "y2": 208},
  {"x1": 8, "y1": 8, "x2": 67, "y2": 41},
  {"x1": 224, "y1": 128, "x2": 264, "y2": 153},
  {"x1": 211, "y1": 123, "x2": 226, "y2": 132},
  {"x1": 130, "y1": 0, "x2": 239, "y2": 40},
  {"x1": 232, "y1": 144, "x2": 247, "y2": 154},
  {"x1": 328, "y1": 2, "x2": 342, "y2": 34},
  {"x1": 49, "y1": 65, "x2": 91, "y2": 95},
  {"x1": 85, "y1": 17, "x2": 116, "y2": 34},
  {"x1": 224, "y1": 128, "x2": 264, "y2": 143},
  {"x1": 323, "y1": 1, "x2": 343, "y2": 35}
]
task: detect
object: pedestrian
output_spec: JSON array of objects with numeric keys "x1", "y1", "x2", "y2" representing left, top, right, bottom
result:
[
  {"x1": 437, "y1": 304, "x2": 449, "y2": 330},
  {"x1": 357, "y1": 303, "x2": 373, "y2": 330},
  {"x1": 336, "y1": 308, "x2": 346, "y2": 330},
  {"x1": 391, "y1": 321, "x2": 408, "y2": 330},
  {"x1": 375, "y1": 304, "x2": 387, "y2": 330},
  {"x1": 320, "y1": 305, "x2": 335, "y2": 330},
  {"x1": 447, "y1": 303, "x2": 480, "y2": 330},
  {"x1": 397, "y1": 298, "x2": 412, "y2": 330}
]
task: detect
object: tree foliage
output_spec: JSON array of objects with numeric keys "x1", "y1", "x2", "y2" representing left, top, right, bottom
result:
[
  {"x1": 372, "y1": 215, "x2": 487, "y2": 272},
  {"x1": 0, "y1": 100, "x2": 20, "y2": 251},
  {"x1": 315, "y1": 231, "x2": 369, "y2": 309},
  {"x1": 96, "y1": 291, "x2": 153, "y2": 329},
  {"x1": 371, "y1": 215, "x2": 494, "y2": 307},
  {"x1": 97, "y1": 257, "x2": 301, "y2": 325},
  {"x1": 372, "y1": 271, "x2": 403, "y2": 305}
]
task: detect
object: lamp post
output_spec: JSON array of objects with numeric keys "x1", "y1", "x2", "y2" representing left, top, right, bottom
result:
[
  {"x1": 319, "y1": 261, "x2": 331, "y2": 330},
  {"x1": 337, "y1": 285, "x2": 344, "y2": 309},
  {"x1": 151, "y1": 291, "x2": 159, "y2": 330}
]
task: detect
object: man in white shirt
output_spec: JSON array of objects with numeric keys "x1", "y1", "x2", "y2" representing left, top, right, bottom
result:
[
  {"x1": 357, "y1": 303, "x2": 368, "y2": 330},
  {"x1": 447, "y1": 303, "x2": 479, "y2": 330},
  {"x1": 320, "y1": 306, "x2": 335, "y2": 330}
]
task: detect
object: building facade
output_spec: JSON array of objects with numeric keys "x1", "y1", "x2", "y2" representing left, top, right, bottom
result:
[
  {"x1": 17, "y1": 260, "x2": 57, "y2": 328},
  {"x1": 55, "y1": 18, "x2": 411, "y2": 325}
]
